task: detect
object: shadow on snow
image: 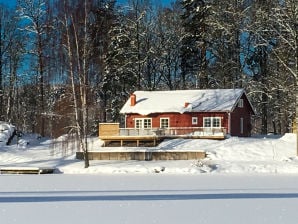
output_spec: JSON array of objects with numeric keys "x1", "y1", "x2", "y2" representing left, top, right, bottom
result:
[{"x1": 1, "y1": 192, "x2": 298, "y2": 203}]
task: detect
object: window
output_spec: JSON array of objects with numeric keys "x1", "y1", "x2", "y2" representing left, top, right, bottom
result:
[
  {"x1": 135, "y1": 119, "x2": 142, "y2": 129},
  {"x1": 203, "y1": 117, "x2": 221, "y2": 128},
  {"x1": 160, "y1": 118, "x2": 169, "y2": 128},
  {"x1": 203, "y1": 117, "x2": 211, "y2": 127},
  {"x1": 143, "y1": 119, "x2": 151, "y2": 128},
  {"x1": 135, "y1": 118, "x2": 152, "y2": 129},
  {"x1": 240, "y1": 117, "x2": 244, "y2": 134},
  {"x1": 192, "y1": 117, "x2": 198, "y2": 125},
  {"x1": 212, "y1": 117, "x2": 220, "y2": 127},
  {"x1": 238, "y1": 99, "x2": 244, "y2": 108}
]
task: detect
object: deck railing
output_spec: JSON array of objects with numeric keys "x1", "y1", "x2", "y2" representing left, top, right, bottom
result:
[{"x1": 119, "y1": 127, "x2": 226, "y2": 137}]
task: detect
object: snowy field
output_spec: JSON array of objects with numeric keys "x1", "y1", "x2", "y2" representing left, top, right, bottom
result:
[
  {"x1": 1, "y1": 174, "x2": 298, "y2": 224},
  {"x1": 1, "y1": 128, "x2": 298, "y2": 223}
]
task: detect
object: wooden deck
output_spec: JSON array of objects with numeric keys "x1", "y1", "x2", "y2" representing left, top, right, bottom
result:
[
  {"x1": 99, "y1": 135, "x2": 224, "y2": 147},
  {"x1": 95, "y1": 124, "x2": 223, "y2": 161},
  {"x1": 100, "y1": 135, "x2": 161, "y2": 147}
]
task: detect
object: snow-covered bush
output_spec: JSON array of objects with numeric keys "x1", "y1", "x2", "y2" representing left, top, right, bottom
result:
[{"x1": 0, "y1": 122, "x2": 16, "y2": 145}]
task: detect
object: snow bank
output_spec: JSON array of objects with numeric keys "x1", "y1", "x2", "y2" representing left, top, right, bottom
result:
[{"x1": 0, "y1": 122, "x2": 15, "y2": 145}]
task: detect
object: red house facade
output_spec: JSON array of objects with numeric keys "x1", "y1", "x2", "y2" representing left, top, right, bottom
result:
[{"x1": 120, "y1": 89, "x2": 255, "y2": 137}]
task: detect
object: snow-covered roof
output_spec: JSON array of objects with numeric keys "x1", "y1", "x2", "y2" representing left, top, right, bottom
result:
[{"x1": 120, "y1": 89, "x2": 246, "y2": 115}]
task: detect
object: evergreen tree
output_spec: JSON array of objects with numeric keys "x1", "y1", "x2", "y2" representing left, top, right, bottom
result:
[{"x1": 103, "y1": 9, "x2": 138, "y2": 121}]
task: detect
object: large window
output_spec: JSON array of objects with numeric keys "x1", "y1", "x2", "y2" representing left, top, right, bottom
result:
[
  {"x1": 160, "y1": 118, "x2": 169, "y2": 128},
  {"x1": 203, "y1": 117, "x2": 221, "y2": 128},
  {"x1": 135, "y1": 118, "x2": 152, "y2": 129}
]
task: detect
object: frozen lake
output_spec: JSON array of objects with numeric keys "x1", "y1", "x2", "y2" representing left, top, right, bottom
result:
[{"x1": 1, "y1": 174, "x2": 298, "y2": 224}]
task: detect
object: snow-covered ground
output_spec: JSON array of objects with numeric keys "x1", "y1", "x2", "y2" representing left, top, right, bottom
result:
[
  {"x1": 1, "y1": 129, "x2": 298, "y2": 223},
  {"x1": 1, "y1": 174, "x2": 298, "y2": 224},
  {"x1": 0, "y1": 131, "x2": 297, "y2": 174}
]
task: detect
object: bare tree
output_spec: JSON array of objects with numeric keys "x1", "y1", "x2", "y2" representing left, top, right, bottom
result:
[
  {"x1": 156, "y1": 3, "x2": 183, "y2": 90},
  {"x1": 59, "y1": 0, "x2": 93, "y2": 168},
  {"x1": 17, "y1": 0, "x2": 53, "y2": 136},
  {"x1": 269, "y1": 0, "x2": 298, "y2": 150}
]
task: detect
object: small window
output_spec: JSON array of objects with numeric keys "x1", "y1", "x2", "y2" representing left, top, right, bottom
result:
[
  {"x1": 192, "y1": 117, "x2": 198, "y2": 125},
  {"x1": 238, "y1": 99, "x2": 244, "y2": 108},
  {"x1": 160, "y1": 118, "x2": 169, "y2": 128}
]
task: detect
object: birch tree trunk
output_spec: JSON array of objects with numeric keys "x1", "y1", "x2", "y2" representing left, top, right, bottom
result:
[
  {"x1": 70, "y1": 0, "x2": 89, "y2": 168},
  {"x1": 64, "y1": 13, "x2": 81, "y2": 154},
  {"x1": 81, "y1": 0, "x2": 89, "y2": 168}
]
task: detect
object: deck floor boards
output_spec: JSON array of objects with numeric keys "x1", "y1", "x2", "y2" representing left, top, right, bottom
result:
[{"x1": 99, "y1": 135, "x2": 224, "y2": 147}]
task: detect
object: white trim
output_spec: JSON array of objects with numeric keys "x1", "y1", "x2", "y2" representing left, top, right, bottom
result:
[{"x1": 192, "y1": 117, "x2": 198, "y2": 125}]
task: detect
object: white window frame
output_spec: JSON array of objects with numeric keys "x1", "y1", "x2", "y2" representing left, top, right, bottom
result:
[
  {"x1": 203, "y1": 117, "x2": 212, "y2": 128},
  {"x1": 238, "y1": 99, "x2": 244, "y2": 108},
  {"x1": 203, "y1": 117, "x2": 221, "y2": 128},
  {"x1": 192, "y1": 117, "x2": 198, "y2": 125},
  {"x1": 160, "y1": 118, "x2": 170, "y2": 128},
  {"x1": 135, "y1": 119, "x2": 142, "y2": 129},
  {"x1": 135, "y1": 118, "x2": 152, "y2": 129}
]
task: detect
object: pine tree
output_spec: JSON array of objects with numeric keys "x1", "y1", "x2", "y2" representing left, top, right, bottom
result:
[{"x1": 103, "y1": 9, "x2": 138, "y2": 121}]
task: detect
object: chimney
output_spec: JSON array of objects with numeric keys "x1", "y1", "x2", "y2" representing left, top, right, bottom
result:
[
  {"x1": 130, "y1": 94, "x2": 136, "y2": 106},
  {"x1": 184, "y1": 102, "x2": 190, "y2": 108}
]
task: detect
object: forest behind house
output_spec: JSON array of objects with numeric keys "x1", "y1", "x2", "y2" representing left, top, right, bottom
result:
[{"x1": 0, "y1": 0, "x2": 297, "y2": 141}]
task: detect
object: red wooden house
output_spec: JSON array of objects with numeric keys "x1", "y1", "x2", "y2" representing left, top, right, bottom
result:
[{"x1": 120, "y1": 89, "x2": 255, "y2": 137}]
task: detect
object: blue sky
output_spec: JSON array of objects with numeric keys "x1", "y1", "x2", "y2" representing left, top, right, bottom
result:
[{"x1": 0, "y1": 0, "x2": 15, "y2": 7}]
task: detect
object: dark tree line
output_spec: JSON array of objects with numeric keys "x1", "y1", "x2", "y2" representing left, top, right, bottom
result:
[{"x1": 0, "y1": 0, "x2": 297, "y2": 145}]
